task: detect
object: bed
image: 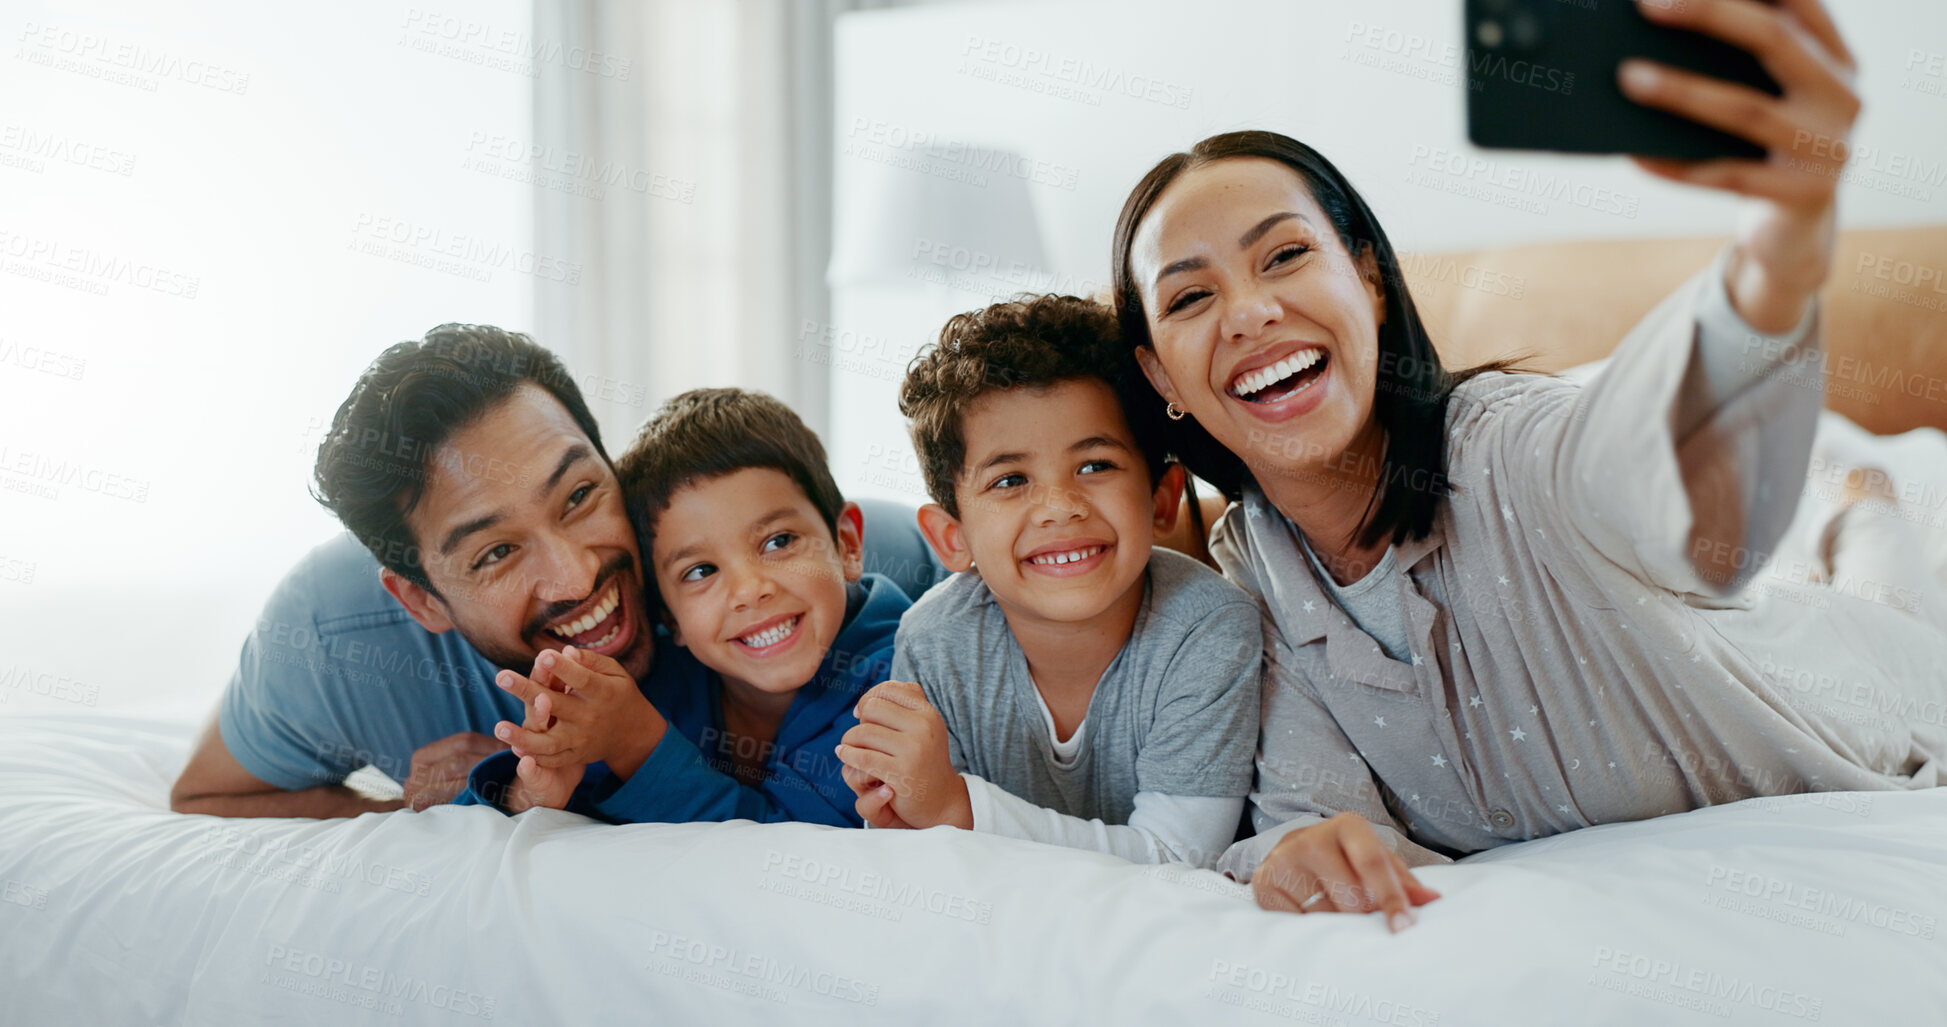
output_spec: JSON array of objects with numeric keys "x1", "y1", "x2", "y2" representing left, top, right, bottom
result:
[
  {"x1": 7, "y1": 228, "x2": 1946, "y2": 1025},
  {"x1": 1, "y1": 711, "x2": 1943, "y2": 1024}
]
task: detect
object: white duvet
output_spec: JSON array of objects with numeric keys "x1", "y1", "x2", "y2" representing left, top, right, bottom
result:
[{"x1": 1, "y1": 713, "x2": 1942, "y2": 1025}]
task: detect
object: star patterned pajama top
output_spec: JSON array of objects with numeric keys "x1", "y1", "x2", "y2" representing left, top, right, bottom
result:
[{"x1": 1216, "y1": 249, "x2": 1947, "y2": 877}]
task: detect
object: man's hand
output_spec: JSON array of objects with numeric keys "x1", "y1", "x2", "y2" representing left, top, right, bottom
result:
[
  {"x1": 493, "y1": 646, "x2": 668, "y2": 779},
  {"x1": 1619, "y1": 0, "x2": 1859, "y2": 332},
  {"x1": 1251, "y1": 813, "x2": 1442, "y2": 931},
  {"x1": 834, "y1": 680, "x2": 970, "y2": 830},
  {"x1": 401, "y1": 732, "x2": 509, "y2": 811}
]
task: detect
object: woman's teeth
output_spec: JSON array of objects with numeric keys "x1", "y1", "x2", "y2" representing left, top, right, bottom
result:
[
  {"x1": 740, "y1": 616, "x2": 800, "y2": 648},
  {"x1": 1029, "y1": 545, "x2": 1103, "y2": 566},
  {"x1": 1231, "y1": 348, "x2": 1323, "y2": 398},
  {"x1": 547, "y1": 584, "x2": 620, "y2": 640}
]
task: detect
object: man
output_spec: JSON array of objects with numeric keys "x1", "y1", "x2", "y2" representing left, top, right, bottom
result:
[{"x1": 171, "y1": 324, "x2": 943, "y2": 817}]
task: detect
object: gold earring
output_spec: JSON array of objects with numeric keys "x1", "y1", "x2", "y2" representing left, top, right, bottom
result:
[{"x1": 1165, "y1": 402, "x2": 1186, "y2": 421}]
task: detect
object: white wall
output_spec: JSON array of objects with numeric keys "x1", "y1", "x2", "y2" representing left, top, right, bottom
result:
[
  {"x1": 0, "y1": 0, "x2": 534, "y2": 715},
  {"x1": 826, "y1": 0, "x2": 1947, "y2": 508}
]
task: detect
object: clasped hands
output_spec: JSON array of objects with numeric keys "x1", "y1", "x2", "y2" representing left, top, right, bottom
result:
[
  {"x1": 835, "y1": 680, "x2": 972, "y2": 831},
  {"x1": 489, "y1": 645, "x2": 667, "y2": 813}
]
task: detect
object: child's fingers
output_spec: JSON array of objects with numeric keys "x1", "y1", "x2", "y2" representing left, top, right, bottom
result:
[
  {"x1": 495, "y1": 721, "x2": 567, "y2": 757},
  {"x1": 548, "y1": 646, "x2": 629, "y2": 694},
  {"x1": 833, "y1": 743, "x2": 899, "y2": 782},
  {"x1": 857, "y1": 680, "x2": 928, "y2": 715},
  {"x1": 855, "y1": 785, "x2": 905, "y2": 829},
  {"x1": 562, "y1": 644, "x2": 630, "y2": 678},
  {"x1": 837, "y1": 722, "x2": 909, "y2": 760},
  {"x1": 839, "y1": 764, "x2": 881, "y2": 797},
  {"x1": 525, "y1": 681, "x2": 589, "y2": 726},
  {"x1": 853, "y1": 692, "x2": 931, "y2": 732},
  {"x1": 534, "y1": 691, "x2": 563, "y2": 731},
  {"x1": 854, "y1": 782, "x2": 889, "y2": 819},
  {"x1": 518, "y1": 694, "x2": 554, "y2": 733},
  {"x1": 522, "y1": 750, "x2": 583, "y2": 770},
  {"x1": 495, "y1": 669, "x2": 550, "y2": 707},
  {"x1": 529, "y1": 655, "x2": 556, "y2": 692}
]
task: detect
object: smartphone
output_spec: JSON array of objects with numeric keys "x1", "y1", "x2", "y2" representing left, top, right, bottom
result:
[{"x1": 1464, "y1": 0, "x2": 1780, "y2": 160}]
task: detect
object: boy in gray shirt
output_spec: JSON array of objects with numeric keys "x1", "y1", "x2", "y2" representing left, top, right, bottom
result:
[{"x1": 834, "y1": 295, "x2": 1260, "y2": 868}]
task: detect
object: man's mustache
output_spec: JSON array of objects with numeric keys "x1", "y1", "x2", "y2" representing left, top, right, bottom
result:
[{"x1": 522, "y1": 551, "x2": 636, "y2": 640}]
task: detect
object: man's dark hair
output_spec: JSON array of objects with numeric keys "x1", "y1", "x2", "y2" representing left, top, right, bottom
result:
[
  {"x1": 616, "y1": 388, "x2": 845, "y2": 560},
  {"x1": 311, "y1": 324, "x2": 604, "y2": 594},
  {"x1": 1112, "y1": 130, "x2": 1520, "y2": 550},
  {"x1": 898, "y1": 293, "x2": 1168, "y2": 519}
]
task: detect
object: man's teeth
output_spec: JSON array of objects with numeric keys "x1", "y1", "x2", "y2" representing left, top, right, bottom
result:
[
  {"x1": 1029, "y1": 545, "x2": 1104, "y2": 566},
  {"x1": 1231, "y1": 349, "x2": 1323, "y2": 398},
  {"x1": 547, "y1": 583, "x2": 620, "y2": 640},
  {"x1": 740, "y1": 616, "x2": 800, "y2": 648}
]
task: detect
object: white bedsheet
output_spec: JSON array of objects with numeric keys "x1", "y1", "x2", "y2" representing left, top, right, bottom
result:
[{"x1": 1, "y1": 712, "x2": 1942, "y2": 1025}]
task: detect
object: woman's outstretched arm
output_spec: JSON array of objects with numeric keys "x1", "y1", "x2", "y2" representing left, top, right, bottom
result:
[{"x1": 1503, "y1": 0, "x2": 1861, "y2": 597}]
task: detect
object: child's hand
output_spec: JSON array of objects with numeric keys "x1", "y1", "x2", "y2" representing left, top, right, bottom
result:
[
  {"x1": 498, "y1": 677, "x2": 584, "y2": 813},
  {"x1": 492, "y1": 646, "x2": 669, "y2": 779},
  {"x1": 840, "y1": 764, "x2": 916, "y2": 829},
  {"x1": 835, "y1": 680, "x2": 970, "y2": 830},
  {"x1": 503, "y1": 754, "x2": 584, "y2": 813}
]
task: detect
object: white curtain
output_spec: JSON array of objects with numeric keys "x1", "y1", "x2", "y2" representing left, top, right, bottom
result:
[{"x1": 531, "y1": 0, "x2": 900, "y2": 445}]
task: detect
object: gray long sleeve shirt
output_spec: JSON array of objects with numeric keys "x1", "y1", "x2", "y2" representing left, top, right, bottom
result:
[{"x1": 1218, "y1": 250, "x2": 1947, "y2": 877}]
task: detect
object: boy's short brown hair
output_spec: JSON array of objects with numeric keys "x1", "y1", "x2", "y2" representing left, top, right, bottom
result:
[
  {"x1": 616, "y1": 388, "x2": 844, "y2": 555},
  {"x1": 899, "y1": 293, "x2": 1167, "y2": 518}
]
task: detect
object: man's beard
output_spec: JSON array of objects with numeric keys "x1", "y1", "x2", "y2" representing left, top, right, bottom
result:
[{"x1": 450, "y1": 551, "x2": 641, "y2": 676}]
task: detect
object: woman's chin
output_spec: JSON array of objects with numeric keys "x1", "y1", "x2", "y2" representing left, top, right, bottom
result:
[{"x1": 1229, "y1": 400, "x2": 1355, "y2": 472}]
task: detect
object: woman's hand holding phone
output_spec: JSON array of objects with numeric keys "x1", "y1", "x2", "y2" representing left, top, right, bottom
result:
[{"x1": 1619, "y1": 0, "x2": 1859, "y2": 334}]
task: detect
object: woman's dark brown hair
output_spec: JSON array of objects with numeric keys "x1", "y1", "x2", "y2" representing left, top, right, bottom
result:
[{"x1": 1112, "y1": 130, "x2": 1515, "y2": 549}]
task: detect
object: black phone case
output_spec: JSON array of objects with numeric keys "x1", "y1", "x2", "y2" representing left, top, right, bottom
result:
[{"x1": 1464, "y1": 0, "x2": 1780, "y2": 160}]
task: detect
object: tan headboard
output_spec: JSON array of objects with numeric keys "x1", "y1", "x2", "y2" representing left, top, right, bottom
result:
[{"x1": 1403, "y1": 225, "x2": 1947, "y2": 435}]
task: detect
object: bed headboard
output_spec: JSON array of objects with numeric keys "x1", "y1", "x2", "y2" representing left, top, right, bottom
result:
[{"x1": 1405, "y1": 225, "x2": 1947, "y2": 435}]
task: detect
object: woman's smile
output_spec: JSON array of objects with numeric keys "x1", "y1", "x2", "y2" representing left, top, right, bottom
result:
[{"x1": 1224, "y1": 343, "x2": 1334, "y2": 424}]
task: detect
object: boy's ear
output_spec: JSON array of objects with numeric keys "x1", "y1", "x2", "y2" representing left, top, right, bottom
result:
[
  {"x1": 834, "y1": 501, "x2": 866, "y2": 582},
  {"x1": 1151, "y1": 462, "x2": 1187, "y2": 535},
  {"x1": 379, "y1": 568, "x2": 455, "y2": 634},
  {"x1": 1134, "y1": 347, "x2": 1181, "y2": 408},
  {"x1": 915, "y1": 503, "x2": 975, "y2": 574}
]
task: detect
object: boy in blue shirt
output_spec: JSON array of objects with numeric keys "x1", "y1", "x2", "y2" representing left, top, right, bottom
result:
[
  {"x1": 460, "y1": 388, "x2": 908, "y2": 827},
  {"x1": 836, "y1": 294, "x2": 1261, "y2": 868}
]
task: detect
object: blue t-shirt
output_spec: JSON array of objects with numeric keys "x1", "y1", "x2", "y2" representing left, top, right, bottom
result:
[{"x1": 458, "y1": 573, "x2": 909, "y2": 827}]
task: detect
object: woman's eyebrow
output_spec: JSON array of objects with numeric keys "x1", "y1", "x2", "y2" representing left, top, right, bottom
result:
[
  {"x1": 1153, "y1": 211, "x2": 1313, "y2": 288},
  {"x1": 1154, "y1": 256, "x2": 1206, "y2": 288},
  {"x1": 1238, "y1": 211, "x2": 1306, "y2": 249}
]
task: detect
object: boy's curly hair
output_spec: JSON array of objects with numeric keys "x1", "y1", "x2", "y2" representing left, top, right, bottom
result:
[{"x1": 899, "y1": 293, "x2": 1167, "y2": 518}]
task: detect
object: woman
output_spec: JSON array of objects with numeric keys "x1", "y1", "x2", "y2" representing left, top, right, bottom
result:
[{"x1": 1112, "y1": 0, "x2": 1947, "y2": 930}]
